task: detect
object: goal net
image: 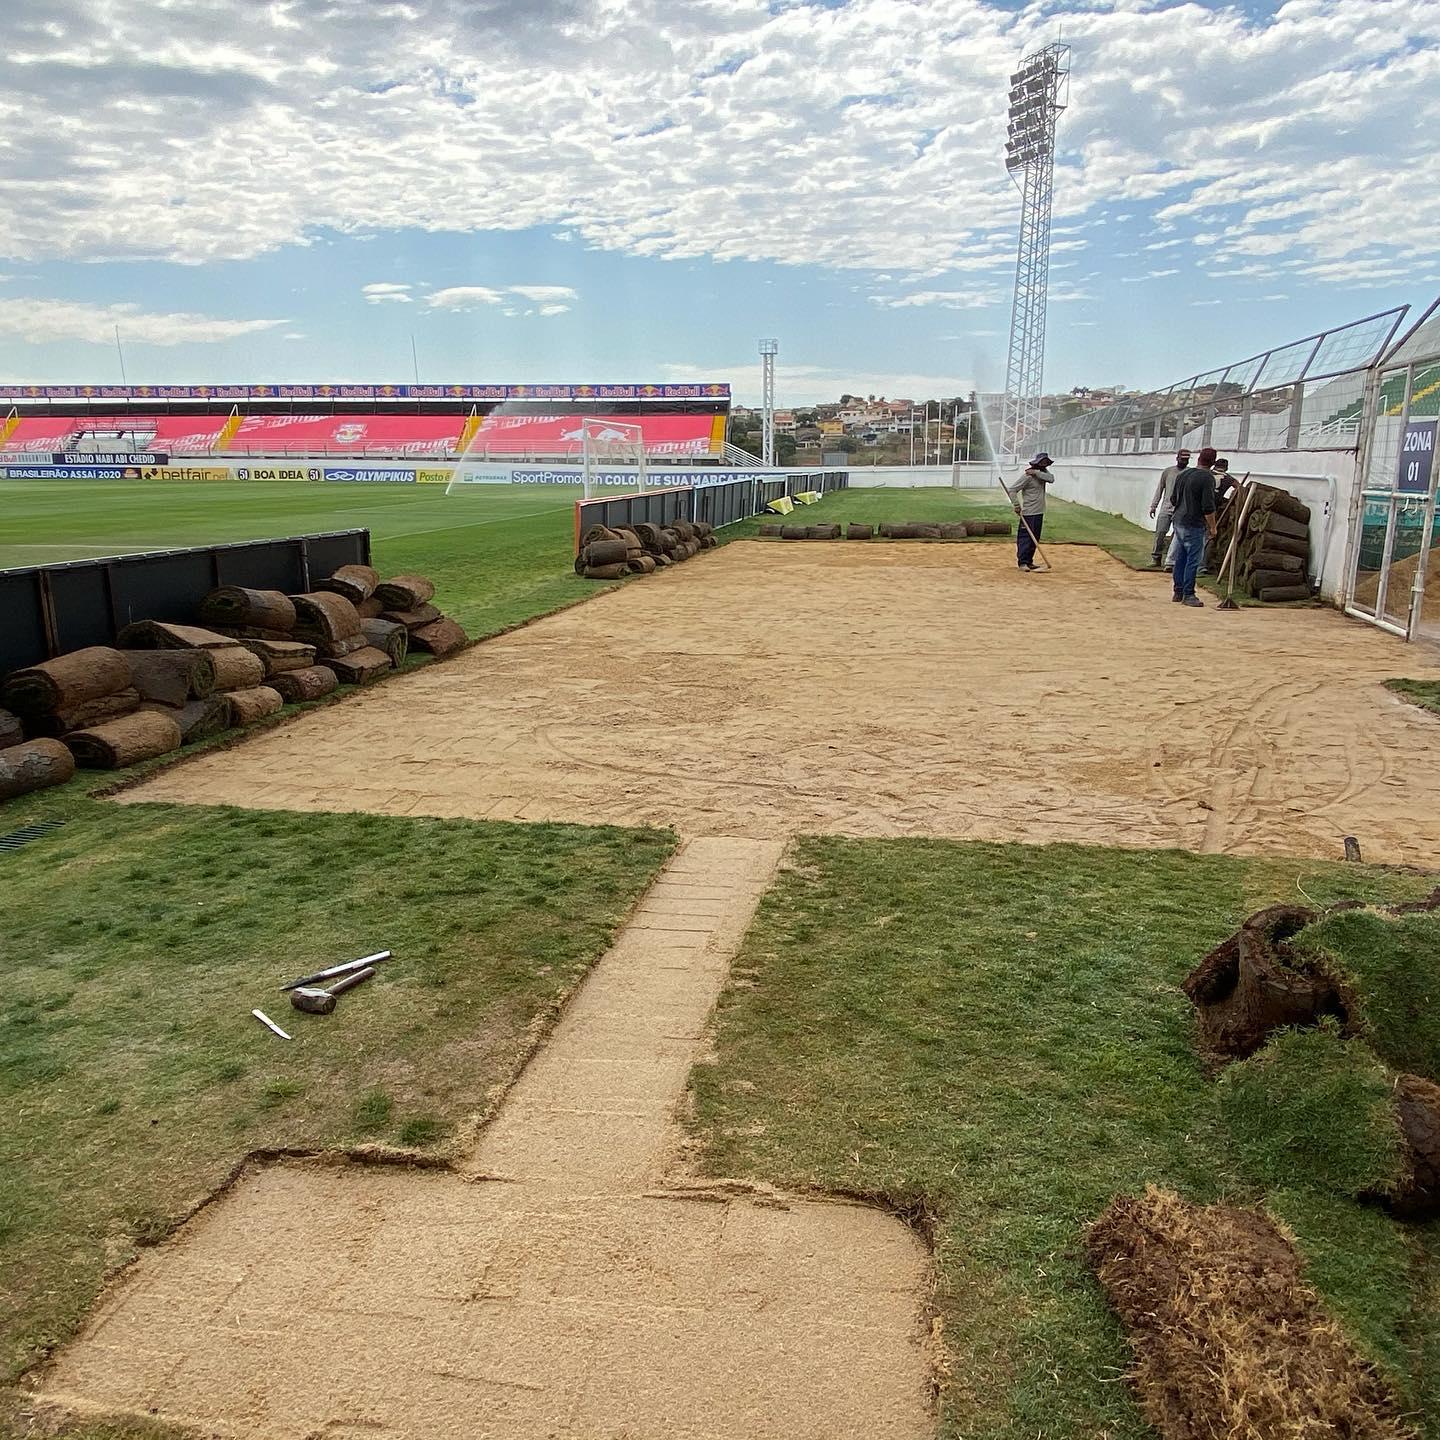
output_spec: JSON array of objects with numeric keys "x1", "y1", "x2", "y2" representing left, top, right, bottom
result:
[{"x1": 579, "y1": 418, "x2": 649, "y2": 499}]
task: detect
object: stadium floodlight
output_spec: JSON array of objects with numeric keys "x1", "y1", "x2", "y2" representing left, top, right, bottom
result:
[
  {"x1": 999, "y1": 41, "x2": 1070, "y2": 462},
  {"x1": 759, "y1": 339, "x2": 779, "y2": 466}
]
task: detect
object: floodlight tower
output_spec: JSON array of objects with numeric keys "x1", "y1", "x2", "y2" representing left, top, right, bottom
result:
[
  {"x1": 759, "y1": 338, "x2": 778, "y2": 466},
  {"x1": 1000, "y1": 42, "x2": 1070, "y2": 461}
]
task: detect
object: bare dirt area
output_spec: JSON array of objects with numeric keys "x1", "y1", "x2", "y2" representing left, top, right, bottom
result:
[
  {"x1": 124, "y1": 541, "x2": 1440, "y2": 865},
  {"x1": 34, "y1": 839, "x2": 934, "y2": 1440}
]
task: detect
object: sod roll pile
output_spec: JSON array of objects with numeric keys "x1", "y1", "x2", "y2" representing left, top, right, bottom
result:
[
  {"x1": 360, "y1": 619, "x2": 409, "y2": 668},
  {"x1": 269, "y1": 665, "x2": 339, "y2": 703},
  {"x1": 1211, "y1": 481, "x2": 1316, "y2": 604},
  {"x1": 0, "y1": 709, "x2": 22, "y2": 750},
  {"x1": 224, "y1": 685, "x2": 284, "y2": 726},
  {"x1": 3, "y1": 647, "x2": 132, "y2": 718},
  {"x1": 290, "y1": 592, "x2": 367, "y2": 659}
]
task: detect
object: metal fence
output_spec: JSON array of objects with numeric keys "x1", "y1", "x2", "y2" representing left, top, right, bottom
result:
[
  {"x1": 1011, "y1": 305, "x2": 1410, "y2": 459},
  {"x1": 0, "y1": 530, "x2": 369, "y2": 675},
  {"x1": 574, "y1": 470, "x2": 848, "y2": 552}
]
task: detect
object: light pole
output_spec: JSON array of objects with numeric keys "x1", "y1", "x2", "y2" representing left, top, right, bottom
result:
[{"x1": 758, "y1": 339, "x2": 778, "y2": 467}]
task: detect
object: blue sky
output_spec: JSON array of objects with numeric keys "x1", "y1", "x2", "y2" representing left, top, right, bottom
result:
[{"x1": 1, "y1": 0, "x2": 1437, "y2": 405}]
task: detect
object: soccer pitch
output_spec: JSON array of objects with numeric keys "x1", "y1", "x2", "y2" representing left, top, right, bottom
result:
[{"x1": 0, "y1": 479, "x2": 585, "y2": 638}]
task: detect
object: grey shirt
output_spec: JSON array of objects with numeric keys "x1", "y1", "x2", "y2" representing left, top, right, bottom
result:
[
  {"x1": 1151, "y1": 464, "x2": 1185, "y2": 511},
  {"x1": 1013, "y1": 465, "x2": 1054, "y2": 516}
]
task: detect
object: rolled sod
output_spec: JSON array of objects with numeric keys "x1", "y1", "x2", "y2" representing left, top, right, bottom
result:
[
  {"x1": 290, "y1": 591, "x2": 363, "y2": 645},
  {"x1": 581, "y1": 524, "x2": 623, "y2": 547},
  {"x1": 328, "y1": 647, "x2": 393, "y2": 686},
  {"x1": 360, "y1": 618, "x2": 409, "y2": 667},
  {"x1": 0, "y1": 737, "x2": 76, "y2": 800},
  {"x1": 269, "y1": 665, "x2": 339, "y2": 703},
  {"x1": 1247, "y1": 549, "x2": 1304, "y2": 574},
  {"x1": 234, "y1": 638, "x2": 318, "y2": 674},
  {"x1": 409, "y1": 617, "x2": 468, "y2": 657},
  {"x1": 582, "y1": 562, "x2": 629, "y2": 580},
  {"x1": 1258, "y1": 583, "x2": 1313, "y2": 603},
  {"x1": 937, "y1": 523, "x2": 968, "y2": 539},
  {"x1": 380, "y1": 603, "x2": 441, "y2": 630},
  {"x1": 64, "y1": 711, "x2": 182, "y2": 769},
  {"x1": 374, "y1": 574, "x2": 436, "y2": 609},
  {"x1": 806, "y1": 523, "x2": 842, "y2": 539},
  {"x1": 2, "y1": 646, "x2": 131, "y2": 718},
  {"x1": 627, "y1": 554, "x2": 658, "y2": 574},
  {"x1": 316, "y1": 563, "x2": 380, "y2": 604},
  {"x1": 142, "y1": 697, "x2": 232, "y2": 743},
  {"x1": 585, "y1": 538, "x2": 630, "y2": 567},
  {"x1": 198, "y1": 586, "x2": 297, "y2": 633},
  {"x1": 209, "y1": 646, "x2": 267, "y2": 692},
  {"x1": 846, "y1": 524, "x2": 873, "y2": 540},
  {"x1": 0, "y1": 708, "x2": 23, "y2": 750},
  {"x1": 355, "y1": 597, "x2": 384, "y2": 620},
  {"x1": 1248, "y1": 510, "x2": 1309, "y2": 542},
  {"x1": 28, "y1": 689, "x2": 140, "y2": 738},
  {"x1": 757, "y1": 523, "x2": 782, "y2": 537},
  {"x1": 115, "y1": 620, "x2": 236, "y2": 651},
  {"x1": 123, "y1": 649, "x2": 218, "y2": 705},
  {"x1": 780, "y1": 525, "x2": 807, "y2": 539},
  {"x1": 224, "y1": 686, "x2": 284, "y2": 726}
]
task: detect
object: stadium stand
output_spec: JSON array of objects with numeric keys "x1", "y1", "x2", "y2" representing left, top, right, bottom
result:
[{"x1": 1, "y1": 407, "x2": 726, "y2": 459}]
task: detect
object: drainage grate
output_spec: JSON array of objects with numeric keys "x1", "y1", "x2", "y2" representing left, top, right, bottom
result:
[{"x1": 0, "y1": 819, "x2": 65, "y2": 853}]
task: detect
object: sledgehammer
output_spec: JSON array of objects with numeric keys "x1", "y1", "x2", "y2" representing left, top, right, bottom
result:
[{"x1": 290, "y1": 966, "x2": 377, "y2": 1015}]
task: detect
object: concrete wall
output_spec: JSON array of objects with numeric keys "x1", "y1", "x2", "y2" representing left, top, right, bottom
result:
[
  {"x1": 831, "y1": 462, "x2": 999, "y2": 488},
  {"x1": 1047, "y1": 450, "x2": 1359, "y2": 600}
]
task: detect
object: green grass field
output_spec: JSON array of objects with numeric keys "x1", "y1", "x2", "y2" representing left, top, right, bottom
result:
[
  {"x1": 687, "y1": 837, "x2": 1440, "y2": 1438},
  {"x1": 4, "y1": 476, "x2": 1434, "y2": 1437}
]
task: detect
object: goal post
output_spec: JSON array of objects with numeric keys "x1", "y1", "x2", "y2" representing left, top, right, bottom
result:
[{"x1": 579, "y1": 418, "x2": 648, "y2": 499}]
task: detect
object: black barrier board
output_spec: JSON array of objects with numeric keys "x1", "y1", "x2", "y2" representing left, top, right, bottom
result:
[{"x1": 0, "y1": 529, "x2": 370, "y2": 675}]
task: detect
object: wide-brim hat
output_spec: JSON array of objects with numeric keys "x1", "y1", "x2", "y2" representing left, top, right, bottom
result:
[{"x1": 1031, "y1": 452, "x2": 1052, "y2": 466}]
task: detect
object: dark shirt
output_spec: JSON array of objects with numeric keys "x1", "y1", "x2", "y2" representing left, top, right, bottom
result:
[
  {"x1": 1215, "y1": 472, "x2": 1238, "y2": 507},
  {"x1": 1172, "y1": 466, "x2": 1217, "y2": 528}
]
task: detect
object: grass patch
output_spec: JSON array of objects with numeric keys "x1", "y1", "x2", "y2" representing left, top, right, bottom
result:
[
  {"x1": 0, "y1": 800, "x2": 672, "y2": 1383},
  {"x1": 1296, "y1": 907, "x2": 1440, "y2": 1076},
  {"x1": 734, "y1": 485, "x2": 1157, "y2": 567},
  {"x1": 1217, "y1": 1026, "x2": 1405, "y2": 1198},
  {"x1": 1387, "y1": 679, "x2": 1440, "y2": 718},
  {"x1": 686, "y1": 835, "x2": 1440, "y2": 1438}
]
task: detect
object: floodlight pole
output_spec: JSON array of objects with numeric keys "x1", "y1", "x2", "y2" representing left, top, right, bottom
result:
[
  {"x1": 1000, "y1": 41, "x2": 1070, "y2": 463},
  {"x1": 759, "y1": 338, "x2": 778, "y2": 466}
]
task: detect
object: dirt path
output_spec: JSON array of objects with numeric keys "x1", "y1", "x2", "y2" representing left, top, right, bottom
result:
[
  {"x1": 122, "y1": 542, "x2": 1440, "y2": 866},
  {"x1": 35, "y1": 839, "x2": 934, "y2": 1439}
]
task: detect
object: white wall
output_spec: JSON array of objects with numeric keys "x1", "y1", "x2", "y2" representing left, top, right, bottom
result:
[
  {"x1": 1046, "y1": 450, "x2": 1357, "y2": 600},
  {"x1": 836, "y1": 449, "x2": 1360, "y2": 600},
  {"x1": 835, "y1": 462, "x2": 999, "y2": 488}
]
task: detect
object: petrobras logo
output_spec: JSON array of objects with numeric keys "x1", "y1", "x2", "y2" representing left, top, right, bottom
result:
[{"x1": 323, "y1": 467, "x2": 418, "y2": 484}]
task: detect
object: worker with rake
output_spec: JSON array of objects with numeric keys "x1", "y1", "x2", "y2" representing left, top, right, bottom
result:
[{"x1": 1012, "y1": 452, "x2": 1055, "y2": 571}]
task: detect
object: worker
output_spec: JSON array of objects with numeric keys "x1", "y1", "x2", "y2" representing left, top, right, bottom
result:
[
  {"x1": 1149, "y1": 448, "x2": 1190, "y2": 569},
  {"x1": 1012, "y1": 452, "x2": 1055, "y2": 571},
  {"x1": 1170, "y1": 446, "x2": 1218, "y2": 607}
]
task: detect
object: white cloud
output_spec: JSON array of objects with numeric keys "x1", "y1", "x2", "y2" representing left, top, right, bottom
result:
[
  {"x1": 508, "y1": 285, "x2": 577, "y2": 303},
  {"x1": 362, "y1": 282, "x2": 413, "y2": 304},
  {"x1": 0, "y1": 296, "x2": 286, "y2": 345},
  {"x1": 0, "y1": 0, "x2": 1435, "y2": 290},
  {"x1": 537, "y1": 303, "x2": 570, "y2": 317},
  {"x1": 426, "y1": 286, "x2": 505, "y2": 310},
  {"x1": 873, "y1": 289, "x2": 1003, "y2": 310}
]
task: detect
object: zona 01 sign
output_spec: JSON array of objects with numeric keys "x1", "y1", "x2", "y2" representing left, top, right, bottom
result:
[{"x1": 1398, "y1": 419, "x2": 1437, "y2": 494}]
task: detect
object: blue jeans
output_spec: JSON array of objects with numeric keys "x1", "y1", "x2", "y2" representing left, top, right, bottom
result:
[{"x1": 1172, "y1": 524, "x2": 1207, "y2": 598}]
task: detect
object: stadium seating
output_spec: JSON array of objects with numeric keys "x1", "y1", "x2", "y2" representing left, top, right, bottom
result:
[{"x1": 1, "y1": 411, "x2": 724, "y2": 458}]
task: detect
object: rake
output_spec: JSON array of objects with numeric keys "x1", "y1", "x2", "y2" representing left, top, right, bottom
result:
[
  {"x1": 1215, "y1": 474, "x2": 1255, "y2": 611},
  {"x1": 997, "y1": 473, "x2": 1053, "y2": 572}
]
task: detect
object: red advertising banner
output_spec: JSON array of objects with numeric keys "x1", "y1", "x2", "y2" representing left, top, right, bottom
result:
[
  {"x1": 230, "y1": 414, "x2": 466, "y2": 454},
  {"x1": 472, "y1": 413, "x2": 719, "y2": 455}
]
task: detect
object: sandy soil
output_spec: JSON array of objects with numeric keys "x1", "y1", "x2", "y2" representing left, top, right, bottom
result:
[
  {"x1": 124, "y1": 541, "x2": 1440, "y2": 866},
  {"x1": 35, "y1": 838, "x2": 934, "y2": 1439}
]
